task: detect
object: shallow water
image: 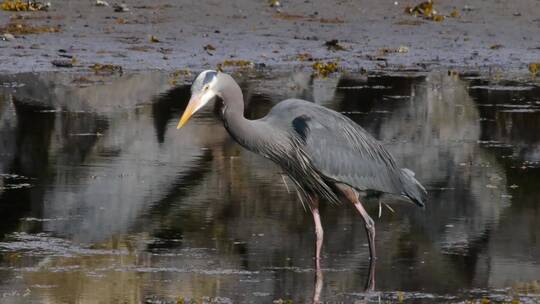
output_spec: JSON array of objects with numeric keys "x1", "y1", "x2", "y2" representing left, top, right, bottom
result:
[{"x1": 0, "y1": 70, "x2": 539, "y2": 303}]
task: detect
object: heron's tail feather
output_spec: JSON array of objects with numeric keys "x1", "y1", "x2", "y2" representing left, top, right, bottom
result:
[{"x1": 400, "y1": 168, "x2": 427, "y2": 207}]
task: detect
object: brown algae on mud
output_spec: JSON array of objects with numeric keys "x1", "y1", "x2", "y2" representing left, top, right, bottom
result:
[
  {"x1": 296, "y1": 53, "x2": 314, "y2": 62},
  {"x1": 0, "y1": 22, "x2": 60, "y2": 35},
  {"x1": 324, "y1": 39, "x2": 347, "y2": 52},
  {"x1": 218, "y1": 60, "x2": 254, "y2": 69},
  {"x1": 89, "y1": 63, "x2": 123, "y2": 75},
  {"x1": 168, "y1": 69, "x2": 192, "y2": 86},
  {"x1": 51, "y1": 58, "x2": 77, "y2": 68},
  {"x1": 312, "y1": 61, "x2": 339, "y2": 77},
  {"x1": 378, "y1": 46, "x2": 409, "y2": 56},
  {"x1": 272, "y1": 12, "x2": 344, "y2": 24},
  {"x1": 1, "y1": 0, "x2": 49, "y2": 11},
  {"x1": 529, "y1": 63, "x2": 540, "y2": 79},
  {"x1": 404, "y1": 0, "x2": 460, "y2": 22}
]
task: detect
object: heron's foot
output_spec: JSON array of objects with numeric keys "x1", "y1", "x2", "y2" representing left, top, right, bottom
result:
[
  {"x1": 364, "y1": 275, "x2": 376, "y2": 292},
  {"x1": 365, "y1": 257, "x2": 376, "y2": 292}
]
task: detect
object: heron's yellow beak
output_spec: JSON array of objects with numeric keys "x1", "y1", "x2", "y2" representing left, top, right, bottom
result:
[{"x1": 177, "y1": 90, "x2": 215, "y2": 129}]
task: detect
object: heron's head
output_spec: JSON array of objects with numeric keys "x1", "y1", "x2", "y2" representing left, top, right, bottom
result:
[{"x1": 177, "y1": 70, "x2": 219, "y2": 129}]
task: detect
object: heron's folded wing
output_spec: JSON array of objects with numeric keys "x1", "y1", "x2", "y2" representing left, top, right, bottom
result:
[{"x1": 292, "y1": 107, "x2": 405, "y2": 196}]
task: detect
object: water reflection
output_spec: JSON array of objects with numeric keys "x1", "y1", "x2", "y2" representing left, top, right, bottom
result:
[{"x1": 0, "y1": 71, "x2": 539, "y2": 303}]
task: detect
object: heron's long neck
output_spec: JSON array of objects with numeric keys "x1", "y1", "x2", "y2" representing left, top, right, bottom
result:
[{"x1": 220, "y1": 82, "x2": 275, "y2": 154}]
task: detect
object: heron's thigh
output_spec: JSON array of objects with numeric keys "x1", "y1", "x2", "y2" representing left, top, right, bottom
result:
[
  {"x1": 334, "y1": 183, "x2": 359, "y2": 203},
  {"x1": 307, "y1": 193, "x2": 319, "y2": 210}
]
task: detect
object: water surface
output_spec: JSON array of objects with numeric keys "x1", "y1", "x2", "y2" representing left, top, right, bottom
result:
[{"x1": 0, "y1": 70, "x2": 539, "y2": 303}]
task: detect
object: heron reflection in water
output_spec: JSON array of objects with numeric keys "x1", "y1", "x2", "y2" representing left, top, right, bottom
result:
[{"x1": 177, "y1": 70, "x2": 427, "y2": 297}]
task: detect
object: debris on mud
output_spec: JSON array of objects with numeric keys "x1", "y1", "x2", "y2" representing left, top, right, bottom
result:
[
  {"x1": 378, "y1": 46, "x2": 409, "y2": 55},
  {"x1": 89, "y1": 63, "x2": 123, "y2": 75},
  {"x1": 404, "y1": 0, "x2": 448, "y2": 22},
  {"x1": 512, "y1": 280, "x2": 540, "y2": 293},
  {"x1": 324, "y1": 39, "x2": 347, "y2": 51},
  {"x1": 312, "y1": 61, "x2": 339, "y2": 77},
  {"x1": 168, "y1": 69, "x2": 192, "y2": 86},
  {"x1": 405, "y1": 1, "x2": 434, "y2": 17},
  {"x1": 71, "y1": 76, "x2": 100, "y2": 86},
  {"x1": 203, "y1": 44, "x2": 216, "y2": 55},
  {"x1": 203, "y1": 44, "x2": 215, "y2": 51},
  {"x1": 1, "y1": 0, "x2": 49, "y2": 11},
  {"x1": 1, "y1": 33, "x2": 14, "y2": 40},
  {"x1": 490, "y1": 44, "x2": 503, "y2": 50},
  {"x1": 132, "y1": 3, "x2": 172, "y2": 10},
  {"x1": 318, "y1": 17, "x2": 344, "y2": 24},
  {"x1": 112, "y1": 3, "x2": 129, "y2": 12},
  {"x1": 394, "y1": 19, "x2": 425, "y2": 26},
  {"x1": 127, "y1": 45, "x2": 153, "y2": 52},
  {"x1": 149, "y1": 35, "x2": 160, "y2": 43},
  {"x1": 297, "y1": 53, "x2": 314, "y2": 62},
  {"x1": 0, "y1": 22, "x2": 60, "y2": 35},
  {"x1": 219, "y1": 60, "x2": 254, "y2": 68},
  {"x1": 272, "y1": 12, "x2": 308, "y2": 21},
  {"x1": 115, "y1": 17, "x2": 128, "y2": 24},
  {"x1": 450, "y1": 8, "x2": 460, "y2": 18},
  {"x1": 272, "y1": 12, "x2": 344, "y2": 24},
  {"x1": 269, "y1": 0, "x2": 281, "y2": 8},
  {"x1": 397, "y1": 46, "x2": 409, "y2": 53},
  {"x1": 51, "y1": 58, "x2": 75, "y2": 68},
  {"x1": 529, "y1": 63, "x2": 540, "y2": 79},
  {"x1": 95, "y1": 0, "x2": 109, "y2": 7}
]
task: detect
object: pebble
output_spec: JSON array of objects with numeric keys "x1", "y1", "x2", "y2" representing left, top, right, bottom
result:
[
  {"x1": 112, "y1": 3, "x2": 129, "y2": 12},
  {"x1": 51, "y1": 59, "x2": 73, "y2": 68},
  {"x1": 1, "y1": 33, "x2": 15, "y2": 41}
]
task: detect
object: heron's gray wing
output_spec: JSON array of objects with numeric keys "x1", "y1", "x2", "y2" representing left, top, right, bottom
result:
[
  {"x1": 296, "y1": 110, "x2": 404, "y2": 194},
  {"x1": 266, "y1": 99, "x2": 426, "y2": 205}
]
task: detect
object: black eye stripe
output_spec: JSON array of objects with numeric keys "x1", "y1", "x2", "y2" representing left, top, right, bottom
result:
[
  {"x1": 191, "y1": 70, "x2": 217, "y2": 93},
  {"x1": 202, "y1": 71, "x2": 217, "y2": 85}
]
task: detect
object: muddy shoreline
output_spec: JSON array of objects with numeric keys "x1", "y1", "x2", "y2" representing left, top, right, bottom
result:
[{"x1": 1, "y1": 0, "x2": 539, "y2": 78}]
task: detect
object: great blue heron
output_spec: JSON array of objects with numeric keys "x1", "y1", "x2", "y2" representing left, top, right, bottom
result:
[{"x1": 177, "y1": 70, "x2": 427, "y2": 287}]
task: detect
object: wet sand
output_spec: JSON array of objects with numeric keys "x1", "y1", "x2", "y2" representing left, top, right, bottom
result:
[{"x1": 0, "y1": 0, "x2": 539, "y2": 76}]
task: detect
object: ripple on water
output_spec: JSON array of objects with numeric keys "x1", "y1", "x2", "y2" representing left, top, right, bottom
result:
[
  {"x1": 469, "y1": 85, "x2": 536, "y2": 91},
  {"x1": 344, "y1": 289, "x2": 539, "y2": 304},
  {"x1": 0, "y1": 173, "x2": 33, "y2": 190},
  {"x1": 114, "y1": 266, "x2": 258, "y2": 275},
  {"x1": 0, "y1": 232, "x2": 129, "y2": 257}
]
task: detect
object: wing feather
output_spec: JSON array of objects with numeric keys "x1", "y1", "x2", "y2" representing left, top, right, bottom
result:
[
  {"x1": 298, "y1": 107, "x2": 403, "y2": 195},
  {"x1": 267, "y1": 99, "x2": 426, "y2": 205}
]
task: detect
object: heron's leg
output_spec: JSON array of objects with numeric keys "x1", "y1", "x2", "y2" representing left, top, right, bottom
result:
[
  {"x1": 309, "y1": 195, "x2": 323, "y2": 271},
  {"x1": 310, "y1": 195, "x2": 324, "y2": 303},
  {"x1": 336, "y1": 184, "x2": 376, "y2": 261},
  {"x1": 353, "y1": 198, "x2": 376, "y2": 261},
  {"x1": 336, "y1": 184, "x2": 377, "y2": 291},
  {"x1": 365, "y1": 255, "x2": 376, "y2": 292},
  {"x1": 353, "y1": 196, "x2": 377, "y2": 291}
]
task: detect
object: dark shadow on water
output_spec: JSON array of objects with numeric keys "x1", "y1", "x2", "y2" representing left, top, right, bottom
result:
[
  {"x1": 0, "y1": 98, "x2": 56, "y2": 236},
  {"x1": 141, "y1": 149, "x2": 214, "y2": 251},
  {"x1": 152, "y1": 85, "x2": 191, "y2": 144}
]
